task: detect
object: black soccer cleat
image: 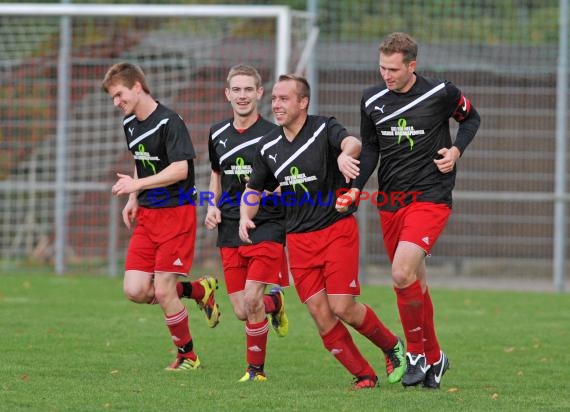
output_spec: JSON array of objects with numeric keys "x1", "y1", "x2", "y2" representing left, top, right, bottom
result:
[
  {"x1": 401, "y1": 352, "x2": 428, "y2": 387},
  {"x1": 423, "y1": 351, "x2": 450, "y2": 389}
]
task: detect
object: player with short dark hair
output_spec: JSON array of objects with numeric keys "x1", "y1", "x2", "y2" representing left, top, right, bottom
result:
[
  {"x1": 103, "y1": 62, "x2": 220, "y2": 371},
  {"x1": 348, "y1": 32, "x2": 481, "y2": 389},
  {"x1": 240, "y1": 74, "x2": 406, "y2": 390},
  {"x1": 205, "y1": 64, "x2": 289, "y2": 382}
]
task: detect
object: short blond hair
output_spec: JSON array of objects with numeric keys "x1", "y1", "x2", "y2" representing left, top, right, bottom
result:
[{"x1": 102, "y1": 62, "x2": 151, "y2": 94}]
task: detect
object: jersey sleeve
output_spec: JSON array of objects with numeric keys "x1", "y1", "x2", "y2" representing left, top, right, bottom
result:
[
  {"x1": 353, "y1": 95, "x2": 380, "y2": 190},
  {"x1": 445, "y1": 81, "x2": 481, "y2": 154},
  {"x1": 207, "y1": 129, "x2": 221, "y2": 172},
  {"x1": 164, "y1": 114, "x2": 196, "y2": 162},
  {"x1": 247, "y1": 142, "x2": 279, "y2": 192},
  {"x1": 325, "y1": 117, "x2": 350, "y2": 150}
]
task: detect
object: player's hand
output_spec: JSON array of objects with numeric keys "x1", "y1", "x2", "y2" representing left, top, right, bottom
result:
[
  {"x1": 434, "y1": 147, "x2": 460, "y2": 174},
  {"x1": 121, "y1": 198, "x2": 138, "y2": 230},
  {"x1": 337, "y1": 152, "x2": 360, "y2": 183},
  {"x1": 238, "y1": 218, "x2": 256, "y2": 244},
  {"x1": 205, "y1": 206, "x2": 222, "y2": 230},
  {"x1": 112, "y1": 173, "x2": 139, "y2": 195},
  {"x1": 335, "y1": 188, "x2": 359, "y2": 213}
]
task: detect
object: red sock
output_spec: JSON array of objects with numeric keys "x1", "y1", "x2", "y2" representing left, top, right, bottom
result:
[
  {"x1": 395, "y1": 280, "x2": 424, "y2": 354},
  {"x1": 245, "y1": 319, "x2": 269, "y2": 367},
  {"x1": 189, "y1": 280, "x2": 205, "y2": 302},
  {"x1": 321, "y1": 321, "x2": 375, "y2": 378},
  {"x1": 263, "y1": 294, "x2": 280, "y2": 314},
  {"x1": 165, "y1": 307, "x2": 195, "y2": 359},
  {"x1": 423, "y1": 287, "x2": 441, "y2": 364},
  {"x1": 355, "y1": 305, "x2": 397, "y2": 352}
]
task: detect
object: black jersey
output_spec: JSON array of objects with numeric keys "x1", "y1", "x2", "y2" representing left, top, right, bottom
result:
[
  {"x1": 359, "y1": 75, "x2": 464, "y2": 211},
  {"x1": 123, "y1": 102, "x2": 196, "y2": 208},
  {"x1": 248, "y1": 115, "x2": 354, "y2": 234},
  {"x1": 208, "y1": 116, "x2": 285, "y2": 247}
]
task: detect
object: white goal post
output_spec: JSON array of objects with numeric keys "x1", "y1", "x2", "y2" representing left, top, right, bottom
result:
[{"x1": 1, "y1": 3, "x2": 311, "y2": 80}]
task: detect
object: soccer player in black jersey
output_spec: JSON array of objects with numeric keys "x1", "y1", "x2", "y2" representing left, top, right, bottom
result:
[
  {"x1": 349, "y1": 32, "x2": 481, "y2": 389},
  {"x1": 103, "y1": 62, "x2": 220, "y2": 371},
  {"x1": 240, "y1": 74, "x2": 406, "y2": 390},
  {"x1": 205, "y1": 64, "x2": 289, "y2": 382}
]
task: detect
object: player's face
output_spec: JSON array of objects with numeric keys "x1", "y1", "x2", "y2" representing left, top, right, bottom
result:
[
  {"x1": 107, "y1": 82, "x2": 140, "y2": 116},
  {"x1": 271, "y1": 80, "x2": 306, "y2": 127},
  {"x1": 225, "y1": 75, "x2": 262, "y2": 118},
  {"x1": 379, "y1": 52, "x2": 416, "y2": 93}
]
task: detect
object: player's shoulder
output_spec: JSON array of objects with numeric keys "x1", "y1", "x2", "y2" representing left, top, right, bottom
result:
[
  {"x1": 416, "y1": 74, "x2": 453, "y2": 90},
  {"x1": 416, "y1": 75, "x2": 460, "y2": 99},
  {"x1": 361, "y1": 83, "x2": 389, "y2": 107},
  {"x1": 209, "y1": 118, "x2": 233, "y2": 138},
  {"x1": 307, "y1": 114, "x2": 343, "y2": 130},
  {"x1": 155, "y1": 102, "x2": 178, "y2": 118},
  {"x1": 253, "y1": 116, "x2": 278, "y2": 135}
]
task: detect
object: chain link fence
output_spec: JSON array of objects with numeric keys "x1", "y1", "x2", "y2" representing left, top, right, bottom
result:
[{"x1": 0, "y1": 0, "x2": 568, "y2": 291}]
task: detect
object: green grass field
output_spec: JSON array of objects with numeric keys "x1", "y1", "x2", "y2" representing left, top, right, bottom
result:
[{"x1": 1, "y1": 273, "x2": 569, "y2": 411}]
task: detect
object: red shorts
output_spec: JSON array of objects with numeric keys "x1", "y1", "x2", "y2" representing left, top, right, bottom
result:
[
  {"x1": 220, "y1": 241, "x2": 289, "y2": 295},
  {"x1": 125, "y1": 205, "x2": 196, "y2": 275},
  {"x1": 379, "y1": 201, "x2": 451, "y2": 261},
  {"x1": 286, "y1": 215, "x2": 360, "y2": 303}
]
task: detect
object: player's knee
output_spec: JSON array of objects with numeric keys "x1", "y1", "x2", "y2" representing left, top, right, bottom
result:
[
  {"x1": 391, "y1": 266, "x2": 416, "y2": 288},
  {"x1": 232, "y1": 305, "x2": 247, "y2": 321},
  {"x1": 123, "y1": 286, "x2": 149, "y2": 303},
  {"x1": 329, "y1": 302, "x2": 357, "y2": 324},
  {"x1": 244, "y1": 296, "x2": 263, "y2": 317}
]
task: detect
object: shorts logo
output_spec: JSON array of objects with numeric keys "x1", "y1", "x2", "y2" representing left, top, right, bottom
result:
[
  {"x1": 422, "y1": 236, "x2": 430, "y2": 245},
  {"x1": 349, "y1": 280, "x2": 357, "y2": 288},
  {"x1": 173, "y1": 258, "x2": 184, "y2": 266}
]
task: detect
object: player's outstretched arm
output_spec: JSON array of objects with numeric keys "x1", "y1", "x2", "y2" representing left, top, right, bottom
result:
[{"x1": 338, "y1": 136, "x2": 361, "y2": 183}]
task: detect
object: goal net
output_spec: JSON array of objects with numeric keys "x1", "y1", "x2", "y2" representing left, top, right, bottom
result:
[{"x1": 0, "y1": 4, "x2": 315, "y2": 274}]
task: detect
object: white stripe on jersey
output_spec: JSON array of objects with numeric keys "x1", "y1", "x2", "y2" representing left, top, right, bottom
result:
[
  {"x1": 364, "y1": 89, "x2": 389, "y2": 108},
  {"x1": 260, "y1": 135, "x2": 283, "y2": 156},
  {"x1": 211, "y1": 122, "x2": 231, "y2": 140},
  {"x1": 375, "y1": 82, "x2": 445, "y2": 125},
  {"x1": 128, "y1": 118, "x2": 170, "y2": 149},
  {"x1": 123, "y1": 114, "x2": 136, "y2": 125},
  {"x1": 219, "y1": 136, "x2": 263, "y2": 164},
  {"x1": 274, "y1": 122, "x2": 326, "y2": 177}
]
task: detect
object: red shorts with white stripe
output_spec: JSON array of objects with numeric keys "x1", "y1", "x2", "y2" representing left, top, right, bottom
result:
[
  {"x1": 220, "y1": 241, "x2": 289, "y2": 294},
  {"x1": 379, "y1": 201, "x2": 451, "y2": 261},
  {"x1": 125, "y1": 204, "x2": 196, "y2": 275},
  {"x1": 286, "y1": 215, "x2": 360, "y2": 303}
]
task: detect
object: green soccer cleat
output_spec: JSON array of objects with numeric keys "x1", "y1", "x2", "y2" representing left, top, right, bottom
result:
[
  {"x1": 269, "y1": 287, "x2": 289, "y2": 337},
  {"x1": 165, "y1": 356, "x2": 201, "y2": 371},
  {"x1": 238, "y1": 369, "x2": 267, "y2": 382},
  {"x1": 384, "y1": 336, "x2": 406, "y2": 384},
  {"x1": 197, "y1": 276, "x2": 220, "y2": 328}
]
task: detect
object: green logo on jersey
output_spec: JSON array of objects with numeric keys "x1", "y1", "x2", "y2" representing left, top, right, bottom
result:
[
  {"x1": 290, "y1": 166, "x2": 309, "y2": 193},
  {"x1": 397, "y1": 118, "x2": 414, "y2": 150},
  {"x1": 138, "y1": 144, "x2": 157, "y2": 174},
  {"x1": 235, "y1": 156, "x2": 249, "y2": 183}
]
